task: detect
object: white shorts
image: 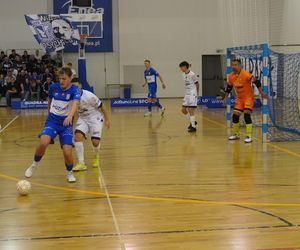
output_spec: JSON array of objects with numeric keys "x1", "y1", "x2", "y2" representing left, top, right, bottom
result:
[
  {"x1": 182, "y1": 94, "x2": 198, "y2": 107},
  {"x1": 75, "y1": 115, "x2": 104, "y2": 139}
]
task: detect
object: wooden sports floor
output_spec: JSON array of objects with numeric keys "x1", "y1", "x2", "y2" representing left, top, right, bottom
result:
[{"x1": 1, "y1": 99, "x2": 300, "y2": 250}]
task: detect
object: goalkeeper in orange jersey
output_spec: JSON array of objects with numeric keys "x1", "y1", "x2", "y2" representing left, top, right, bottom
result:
[{"x1": 224, "y1": 59, "x2": 267, "y2": 143}]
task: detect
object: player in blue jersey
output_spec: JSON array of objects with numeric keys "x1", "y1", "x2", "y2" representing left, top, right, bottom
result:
[
  {"x1": 24, "y1": 67, "x2": 81, "y2": 183},
  {"x1": 142, "y1": 60, "x2": 166, "y2": 117}
]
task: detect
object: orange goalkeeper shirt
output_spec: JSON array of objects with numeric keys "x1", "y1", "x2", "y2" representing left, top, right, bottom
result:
[{"x1": 228, "y1": 69, "x2": 254, "y2": 99}]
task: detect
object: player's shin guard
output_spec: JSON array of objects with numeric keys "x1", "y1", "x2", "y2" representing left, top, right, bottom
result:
[
  {"x1": 232, "y1": 113, "x2": 240, "y2": 135},
  {"x1": 74, "y1": 142, "x2": 84, "y2": 164},
  {"x1": 244, "y1": 113, "x2": 253, "y2": 137}
]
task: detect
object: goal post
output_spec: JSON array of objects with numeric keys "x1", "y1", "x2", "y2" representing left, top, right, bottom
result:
[{"x1": 226, "y1": 44, "x2": 269, "y2": 142}]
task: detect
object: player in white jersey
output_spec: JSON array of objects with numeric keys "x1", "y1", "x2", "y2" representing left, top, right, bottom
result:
[
  {"x1": 179, "y1": 61, "x2": 199, "y2": 132},
  {"x1": 71, "y1": 79, "x2": 110, "y2": 171}
]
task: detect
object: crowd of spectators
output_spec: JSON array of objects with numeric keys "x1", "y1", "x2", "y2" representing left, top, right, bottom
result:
[{"x1": 0, "y1": 49, "x2": 74, "y2": 107}]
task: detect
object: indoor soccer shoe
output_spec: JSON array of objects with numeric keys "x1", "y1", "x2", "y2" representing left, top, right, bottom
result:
[
  {"x1": 244, "y1": 136, "x2": 253, "y2": 143},
  {"x1": 92, "y1": 155, "x2": 100, "y2": 168},
  {"x1": 228, "y1": 134, "x2": 240, "y2": 140},
  {"x1": 160, "y1": 107, "x2": 166, "y2": 116},
  {"x1": 67, "y1": 171, "x2": 76, "y2": 183},
  {"x1": 188, "y1": 121, "x2": 198, "y2": 130},
  {"x1": 73, "y1": 162, "x2": 87, "y2": 172},
  {"x1": 25, "y1": 164, "x2": 37, "y2": 178},
  {"x1": 144, "y1": 112, "x2": 152, "y2": 117},
  {"x1": 188, "y1": 127, "x2": 197, "y2": 133}
]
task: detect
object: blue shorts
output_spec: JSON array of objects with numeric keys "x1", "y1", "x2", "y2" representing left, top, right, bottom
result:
[
  {"x1": 148, "y1": 84, "x2": 157, "y2": 99},
  {"x1": 39, "y1": 120, "x2": 73, "y2": 146}
]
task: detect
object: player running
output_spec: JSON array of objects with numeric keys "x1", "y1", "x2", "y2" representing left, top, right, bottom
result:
[
  {"x1": 224, "y1": 59, "x2": 267, "y2": 143},
  {"x1": 24, "y1": 67, "x2": 81, "y2": 182},
  {"x1": 72, "y1": 78, "x2": 110, "y2": 171},
  {"x1": 179, "y1": 61, "x2": 199, "y2": 133},
  {"x1": 143, "y1": 60, "x2": 166, "y2": 117}
]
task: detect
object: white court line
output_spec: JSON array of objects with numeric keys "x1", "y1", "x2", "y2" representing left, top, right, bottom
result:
[
  {"x1": 0, "y1": 114, "x2": 20, "y2": 134},
  {"x1": 97, "y1": 163, "x2": 126, "y2": 250}
]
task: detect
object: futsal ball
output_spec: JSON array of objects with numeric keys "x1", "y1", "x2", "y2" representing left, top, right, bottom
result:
[{"x1": 17, "y1": 180, "x2": 31, "y2": 196}]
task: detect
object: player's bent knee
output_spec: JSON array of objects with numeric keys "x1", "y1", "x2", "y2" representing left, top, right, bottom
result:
[
  {"x1": 75, "y1": 130, "x2": 85, "y2": 142},
  {"x1": 244, "y1": 113, "x2": 252, "y2": 124},
  {"x1": 181, "y1": 107, "x2": 187, "y2": 114}
]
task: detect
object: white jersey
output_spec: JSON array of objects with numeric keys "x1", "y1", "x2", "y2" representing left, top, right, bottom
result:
[
  {"x1": 183, "y1": 71, "x2": 198, "y2": 96},
  {"x1": 78, "y1": 89, "x2": 103, "y2": 119}
]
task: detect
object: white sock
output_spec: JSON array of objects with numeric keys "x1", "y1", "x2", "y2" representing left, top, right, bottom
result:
[
  {"x1": 74, "y1": 142, "x2": 85, "y2": 164},
  {"x1": 185, "y1": 113, "x2": 190, "y2": 120},
  {"x1": 32, "y1": 161, "x2": 39, "y2": 167},
  {"x1": 190, "y1": 116, "x2": 196, "y2": 128}
]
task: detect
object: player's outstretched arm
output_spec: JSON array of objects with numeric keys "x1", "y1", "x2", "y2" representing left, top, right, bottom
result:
[
  {"x1": 47, "y1": 98, "x2": 52, "y2": 112},
  {"x1": 252, "y1": 77, "x2": 267, "y2": 99},
  {"x1": 195, "y1": 81, "x2": 199, "y2": 96},
  {"x1": 64, "y1": 100, "x2": 79, "y2": 126},
  {"x1": 158, "y1": 74, "x2": 166, "y2": 89},
  {"x1": 142, "y1": 79, "x2": 147, "y2": 87},
  {"x1": 100, "y1": 105, "x2": 110, "y2": 129},
  {"x1": 223, "y1": 84, "x2": 233, "y2": 106}
]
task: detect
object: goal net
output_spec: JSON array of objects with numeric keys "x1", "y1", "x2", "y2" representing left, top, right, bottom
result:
[{"x1": 226, "y1": 44, "x2": 300, "y2": 142}]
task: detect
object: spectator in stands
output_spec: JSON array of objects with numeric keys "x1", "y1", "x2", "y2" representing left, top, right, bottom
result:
[
  {"x1": 5, "y1": 69, "x2": 13, "y2": 83},
  {"x1": 14, "y1": 55, "x2": 24, "y2": 72},
  {"x1": 0, "y1": 51, "x2": 6, "y2": 63},
  {"x1": 9, "y1": 49, "x2": 19, "y2": 62},
  {"x1": 22, "y1": 50, "x2": 30, "y2": 64},
  {"x1": 28, "y1": 71, "x2": 42, "y2": 85},
  {"x1": 41, "y1": 76, "x2": 53, "y2": 100},
  {"x1": 1, "y1": 57, "x2": 13, "y2": 76},
  {"x1": 27, "y1": 55, "x2": 39, "y2": 73},
  {"x1": 17, "y1": 70, "x2": 30, "y2": 101},
  {"x1": 53, "y1": 52, "x2": 63, "y2": 67},
  {"x1": 67, "y1": 62, "x2": 77, "y2": 77},
  {"x1": 34, "y1": 49, "x2": 43, "y2": 61},
  {"x1": 29, "y1": 79, "x2": 40, "y2": 100},
  {"x1": 42, "y1": 68, "x2": 53, "y2": 82},
  {"x1": 52, "y1": 67, "x2": 59, "y2": 82},
  {"x1": 6, "y1": 76, "x2": 20, "y2": 107},
  {"x1": 0, "y1": 74, "x2": 6, "y2": 98}
]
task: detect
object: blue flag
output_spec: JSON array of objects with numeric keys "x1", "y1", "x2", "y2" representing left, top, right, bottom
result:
[{"x1": 25, "y1": 14, "x2": 80, "y2": 53}]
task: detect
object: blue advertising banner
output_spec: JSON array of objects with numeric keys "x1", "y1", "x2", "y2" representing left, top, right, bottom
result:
[
  {"x1": 53, "y1": 0, "x2": 113, "y2": 52},
  {"x1": 111, "y1": 98, "x2": 160, "y2": 107},
  {"x1": 12, "y1": 100, "x2": 48, "y2": 109}
]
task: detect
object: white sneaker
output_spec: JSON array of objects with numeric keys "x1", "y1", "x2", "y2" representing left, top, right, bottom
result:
[
  {"x1": 244, "y1": 136, "x2": 253, "y2": 143},
  {"x1": 160, "y1": 107, "x2": 166, "y2": 116},
  {"x1": 144, "y1": 112, "x2": 152, "y2": 117},
  {"x1": 228, "y1": 134, "x2": 240, "y2": 141},
  {"x1": 67, "y1": 171, "x2": 76, "y2": 183},
  {"x1": 25, "y1": 164, "x2": 37, "y2": 178}
]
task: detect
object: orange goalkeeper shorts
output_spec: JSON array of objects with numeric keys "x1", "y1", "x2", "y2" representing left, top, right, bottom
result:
[{"x1": 234, "y1": 98, "x2": 254, "y2": 112}]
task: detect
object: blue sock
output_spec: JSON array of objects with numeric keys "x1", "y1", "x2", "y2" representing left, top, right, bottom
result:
[
  {"x1": 148, "y1": 102, "x2": 152, "y2": 112},
  {"x1": 34, "y1": 154, "x2": 42, "y2": 162},
  {"x1": 65, "y1": 163, "x2": 73, "y2": 172},
  {"x1": 156, "y1": 100, "x2": 162, "y2": 109}
]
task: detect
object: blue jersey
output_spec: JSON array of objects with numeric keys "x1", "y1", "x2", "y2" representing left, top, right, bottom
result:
[
  {"x1": 144, "y1": 67, "x2": 159, "y2": 86},
  {"x1": 47, "y1": 83, "x2": 81, "y2": 125}
]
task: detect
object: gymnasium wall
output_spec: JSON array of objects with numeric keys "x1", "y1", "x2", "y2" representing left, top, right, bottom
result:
[
  {"x1": 0, "y1": 0, "x2": 271, "y2": 98},
  {"x1": 0, "y1": 0, "x2": 47, "y2": 49},
  {"x1": 118, "y1": 0, "x2": 269, "y2": 97}
]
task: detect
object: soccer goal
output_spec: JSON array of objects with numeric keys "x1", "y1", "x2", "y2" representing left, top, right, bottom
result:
[{"x1": 226, "y1": 43, "x2": 300, "y2": 142}]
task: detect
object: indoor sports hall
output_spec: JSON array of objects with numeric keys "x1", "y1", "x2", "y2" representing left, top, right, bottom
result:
[{"x1": 1, "y1": 1, "x2": 300, "y2": 250}]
